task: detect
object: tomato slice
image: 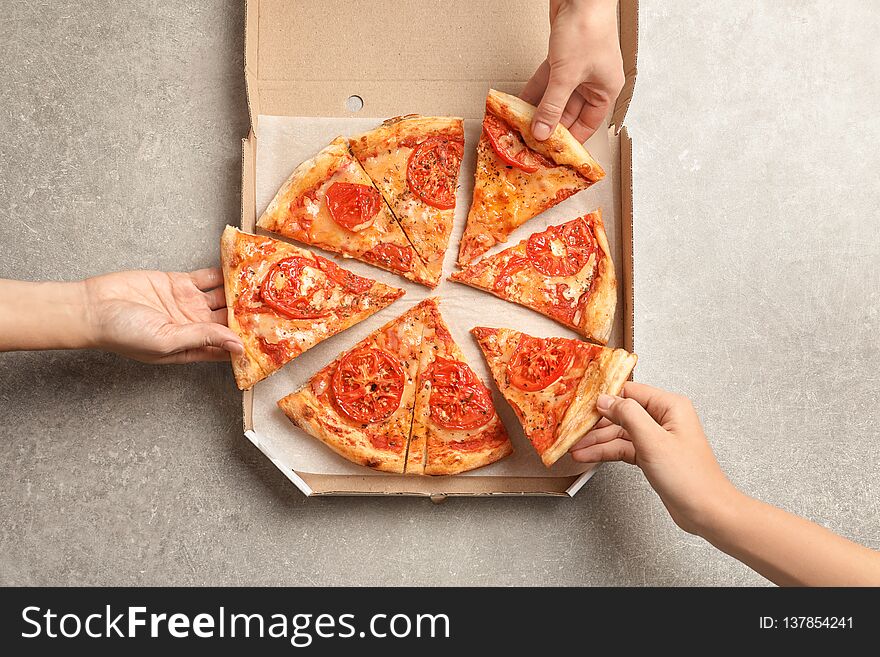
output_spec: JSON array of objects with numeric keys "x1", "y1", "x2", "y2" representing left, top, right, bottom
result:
[
  {"x1": 427, "y1": 357, "x2": 494, "y2": 431},
  {"x1": 260, "y1": 257, "x2": 332, "y2": 319},
  {"x1": 363, "y1": 243, "x2": 413, "y2": 273},
  {"x1": 332, "y1": 348, "x2": 406, "y2": 424},
  {"x1": 314, "y1": 255, "x2": 373, "y2": 294},
  {"x1": 325, "y1": 182, "x2": 381, "y2": 232},
  {"x1": 483, "y1": 112, "x2": 552, "y2": 173},
  {"x1": 507, "y1": 335, "x2": 576, "y2": 392},
  {"x1": 406, "y1": 136, "x2": 464, "y2": 209},
  {"x1": 526, "y1": 218, "x2": 596, "y2": 277}
]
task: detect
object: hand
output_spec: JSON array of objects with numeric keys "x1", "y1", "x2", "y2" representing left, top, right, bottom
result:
[
  {"x1": 84, "y1": 268, "x2": 244, "y2": 364},
  {"x1": 521, "y1": 0, "x2": 625, "y2": 143},
  {"x1": 569, "y1": 382, "x2": 738, "y2": 535}
]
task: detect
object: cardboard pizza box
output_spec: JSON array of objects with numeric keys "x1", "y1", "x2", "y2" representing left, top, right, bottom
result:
[{"x1": 239, "y1": 0, "x2": 638, "y2": 499}]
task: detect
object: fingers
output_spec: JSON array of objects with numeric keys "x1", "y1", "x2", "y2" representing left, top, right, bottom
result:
[
  {"x1": 520, "y1": 60, "x2": 551, "y2": 105},
  {"x1": 210, "y1": 308, "x2": 229, "y2": 325},
  {"x1": 595, "y1": 392, "x2": 662, "y2": 448},
  {"x1": 155, "y1": 346, "x2": 231, "y2": 364},
  {"x1": 570, "y1": 438, "x2": 636, "y2": 465},
  {"x1": 568, "y1": 422, "x2": 627, "y2": 453},
  {"x1": 567, "y1": 100, "x2": 611, "y2": 143},
  {"x1": 189, "y1": 267, "x2": 223, "y2": 291},
  {"x1": 203, "y1": 286, "x2": 227, "y2": 310},
  {"x1": 559, "y1": 93, "x2": 586, "y2": 130},
  {"x1": 162, "y1": 322, "x2": 243, "y2": 357},
  {"x1": 620, "y1": 382, "x2": 685, "y2": 424},
  {"x1": 532, "y1": 66, "x2": 579, "y2": 140}
]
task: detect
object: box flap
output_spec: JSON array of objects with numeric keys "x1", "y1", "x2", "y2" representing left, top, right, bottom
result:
[{"x1": 245, "y1": 0, "x2": 638, "y2": 128}]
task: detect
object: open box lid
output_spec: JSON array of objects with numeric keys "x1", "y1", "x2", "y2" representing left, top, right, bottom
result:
[
  {"x1": 244, "y1": 0, "x2": 638, "y2": 130},
  {"x1": 240, "y1": 0, "x2": 639, "y2": 497}
]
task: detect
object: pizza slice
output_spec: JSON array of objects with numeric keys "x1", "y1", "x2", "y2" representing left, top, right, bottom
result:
[
  {"x1": 276, "y1": 302, "x2": 427, "y2": 474},
  {"x1": 349, "y1": 116, "x2": 465, "y2": 287},
  {"x1": 406, "y1": 299, "x2": 512, "y2": 475},
  {"x1": 451, "y1": 210, "x2": 616, "y2": 344},
  {"x1": 256, "y1": 137, "x2": 433, "y2": 287},
  {"x1": 457, "y1": 89, "x2": 605, "y2": 267},
  {"x1": 471, "y1": 327, "x2": 637, "y2": 467},
  {"x1": 220, "y1": 226, "x2": 404, "y2": 390}
]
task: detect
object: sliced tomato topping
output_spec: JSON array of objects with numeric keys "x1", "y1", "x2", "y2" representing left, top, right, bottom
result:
[
  {"x1": 363, "y1": 243, "x2": 413, "y2": 273},
  {"x1": 493, "y1": 254, "x2": 529, "y2": 292},
  {"x1": 260, "y1": 257, "x2": 332, "y2": 319},
  {"x1": 526, "y1": 218, "x2": 596, "y2": 277},
  {"x1": 332, "y1": 348, "x2": 406, "y2": 425},
  {"x1": 314, "y1": 255, "x2": 373, "y2": 294},
  {"x1": 325, "y1": 182, "x2": 381, "y2": 232},
  {"x1": 427, "y1": 357, "x2": 494, "y2": 431},
  {"x1": 406, "y1": 136, "x2": 464, "y2": 209},
  {"x1": 507, "y1": 335, "x2": 576, "y2": 392},
  {"x1": 483, "y1": 112, "x2": 552, "y2": 173}
]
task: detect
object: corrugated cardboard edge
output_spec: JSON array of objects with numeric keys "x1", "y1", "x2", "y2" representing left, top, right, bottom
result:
[
  {"x1": 611, "y1": 0, "x2": 639, "y2": 133},
  {"x1": 237, "y1": 0, "x2": 638, "y2": 498},
  {"x1": 619, "y1": 126, "x2": 635, "y2": 356}
]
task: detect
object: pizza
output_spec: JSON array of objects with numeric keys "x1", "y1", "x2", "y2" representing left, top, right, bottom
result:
[
  {"x1": 256, "y1": 137, "x2": 433, "y2": 287},
  {"x1": 471, "y1": 327, "x2": 637, "y2": 467},
  {"x1": 277, "y1": 299, "x2": 512, "y2": 475},
  {"x1": 407, "y1": 299, "x2": 512, "y2": 475},
  {"x1": 349, "y1": 116, "x2": 465, "y2": 287},
  {"x1": 220, "y1": 226, "x2": 404, "y2": 390},
  {"x1": 451, "y1": 210, "x2": 616, "y2": 345},
  {"x1": 457, "y1": 89, "x2": 605, "y2": 267},
  {"x1": 276, "y1": 302, "x2": 424, "y2": 473}
]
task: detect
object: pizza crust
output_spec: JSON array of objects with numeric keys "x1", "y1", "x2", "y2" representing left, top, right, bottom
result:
[
  {"x1": 349, "y1": 115, "x2": 464, "y2": 157},
  {"x1": 221, "y1": 226, "x2": 273, "y2": 390},
  {"x1": 542, "y1": 348, "x2": 638, "y2": 466},
  {"x1": 257, "y1": 137, "x2": 349, "y2": 232},
  {"x1": 278, "y1": 384, "x2": 410, "y2": 474},
  {"x1": 578, "y1": 209, "x2": 617, "y2": 344},
  {"x1": 486, "y1": 89, "x2": 605, "y2": 182}
]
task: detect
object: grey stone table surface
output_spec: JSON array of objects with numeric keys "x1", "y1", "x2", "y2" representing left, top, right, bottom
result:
[{"x1": 1, "y1": 1, "x2": 877, "y2": 586}]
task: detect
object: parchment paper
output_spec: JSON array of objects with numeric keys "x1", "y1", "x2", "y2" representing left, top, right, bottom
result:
[{"x1": 250, "y1": 114, "x2": 623, "y2": 478}]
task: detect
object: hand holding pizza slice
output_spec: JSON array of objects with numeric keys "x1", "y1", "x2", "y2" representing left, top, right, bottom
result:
[
  {"x1": 457, "y1": 89, "x2": 605, "y2": 267},
  {"x1": 472, "y1": 326, "x2": 636, "y2": 467}
]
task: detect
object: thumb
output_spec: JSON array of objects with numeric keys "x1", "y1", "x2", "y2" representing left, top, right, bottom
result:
[
  {"x1": 531, "y1": 66, "x2": 577, "y2": 140},
  {"x1": 596, "y1": 393, "x2": 661, "y2": 447},
  {"x1": 162, "y1": 322, "x2": 244, "y2": 356}
]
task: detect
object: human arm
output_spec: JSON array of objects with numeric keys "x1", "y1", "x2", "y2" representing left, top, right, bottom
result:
[
  {"x1": 569, "y1": 382, "x2": 880, "y2": 586},
  {"x1": 0, "y1": 268, "x2": 243, "y2": 364},
  {"x1": 521, "y1": 0, "x2": 625, "y2": 142}
]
